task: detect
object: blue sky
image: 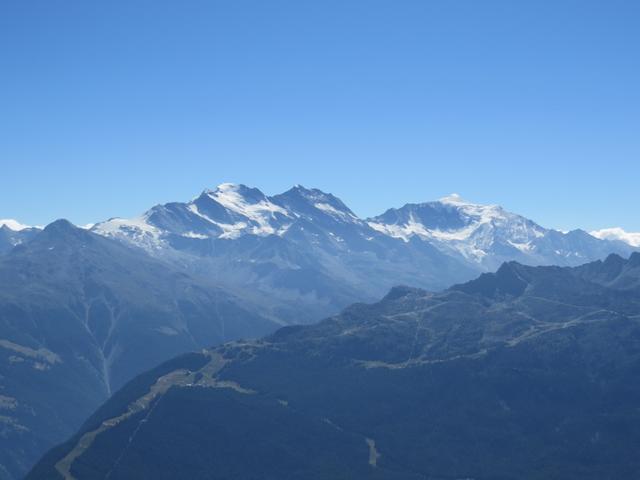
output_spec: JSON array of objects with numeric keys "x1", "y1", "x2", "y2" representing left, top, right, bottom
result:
[{"x1": 1, "y1": 0, "x2": 638, "y2": 230}]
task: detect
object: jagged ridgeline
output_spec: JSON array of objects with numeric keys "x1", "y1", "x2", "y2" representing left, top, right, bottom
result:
[{"x1": 28, "y1": 253, "x2": 640, "y2": 479}]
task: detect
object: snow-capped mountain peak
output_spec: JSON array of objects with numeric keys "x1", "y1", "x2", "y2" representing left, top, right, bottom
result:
[
  {"x1": 590, "y1": 228, "x2": 640, "y2": 247},
  {"x1": 274, "y1": 185, "x2": 361, "y2": 224},
  {"x1": 204, "y1": 183, "x2": 279, "y2": 209},
  {"x1": 203, "y1": 183, "x2": 291, "y2": 227},
  {"x1": 368, "y1": 196, "x2": 548, "y2": 265},
  {"x1": 435, "y1": 195, "x2": 508, "y2": 224},
  {"x1": 94, "y1": 184, "x2": 294, "y2": 245}
]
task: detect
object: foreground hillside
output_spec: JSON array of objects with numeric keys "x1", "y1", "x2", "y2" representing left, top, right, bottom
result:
[{"x1": 29, "y1": 253, "x2": 640, "y2": 479}]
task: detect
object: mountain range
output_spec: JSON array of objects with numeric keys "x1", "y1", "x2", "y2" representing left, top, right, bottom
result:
[
  {"x1": 89, "y1": 184, "x2": 637, "y2": 322},
  {"x1": 1, "y1": 185, "x2": 638, "y2": 479},
  {"x1": 28, "y1": 252, "x2": 640, "y2": 479}
]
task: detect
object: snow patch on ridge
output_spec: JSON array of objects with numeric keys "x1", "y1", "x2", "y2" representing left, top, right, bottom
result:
[
  {"x1": 186, "y1": 203, "x2": 247, "y2": 239},
  {"x1": 0, "y1": 219, "x2": 39, "y2": 231},
  {"x1": 93, "y1": 216, "x2": 164, "y2": 250},
  {"x1": 208, "y1": 184, "x2": 289, "y2": 220},
  {"x1": 189, "y1": 188, "x2": 291, "y2": 239},
  {"x1": 204, "y1": 183, "x2": 291, "y2": 237},
  {"x1": 181, "y1": 231, "x2": 209, "y2": 239},
  {"x1": 314, "y1": 202, "x2": 358, "y2": 221}
]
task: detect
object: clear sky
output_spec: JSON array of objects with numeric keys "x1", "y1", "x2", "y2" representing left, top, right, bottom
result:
[{"x1": 1, "y1": 0, "x2": 638, "y2": 230}]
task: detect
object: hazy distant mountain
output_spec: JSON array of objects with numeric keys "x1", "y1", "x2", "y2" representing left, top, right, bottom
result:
[
  {"x1": 92, "y1": 185, "x2": 635, "y2": 321},
  {"x1": 0, "y1": 221, "x2": 274, "y2": 480},
  {"x1": 591, "y1": 227, "x2": 640, "y2": 247},
  {"x1": 29, "y1": 253, "x2": 640, "y2": 479}
]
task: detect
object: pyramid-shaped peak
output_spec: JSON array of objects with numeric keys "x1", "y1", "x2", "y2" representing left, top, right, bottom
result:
[
  {"x1": 43, "y1": 218, "x2": 77, "y2": 232},
  {"x1": 275, "y1": 185, "x2": 359, "y2": 221},
  {"x1": 34, "y1": 219, "x2": 92, "y2": 245}
]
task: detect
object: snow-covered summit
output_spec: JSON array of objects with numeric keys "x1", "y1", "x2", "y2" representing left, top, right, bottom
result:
[
  {"x1": 93, "y1": 183, "x2": 288, "y2": 245},
  {"x1": 192, "y1": 183, "x2": 292, "y2": 238},
  {"x1": 368, "y1": 196, "x2": 549, "y2": 266},
  {"x1": 205, "y1": 183, "x2": 289, "y2": 220},
  {"x1": 370, "y1": 195, "x2": 542, "y2": 237}
]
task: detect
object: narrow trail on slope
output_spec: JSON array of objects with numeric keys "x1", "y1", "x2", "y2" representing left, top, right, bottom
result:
[
  {"x1": 54, "y1": 352, "x2": 257, "y2": 480},
  {"x1": 104, "y1": 393, "x2": 165, "y2": 480}
]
